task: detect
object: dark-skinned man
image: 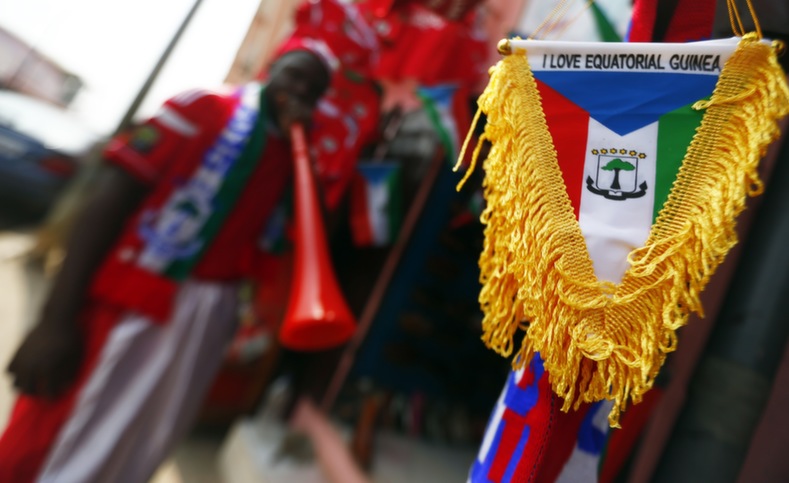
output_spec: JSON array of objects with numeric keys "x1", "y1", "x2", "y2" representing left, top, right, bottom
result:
[{"x1": 0, "y1": 1, "x2": 378, "y2": 481}]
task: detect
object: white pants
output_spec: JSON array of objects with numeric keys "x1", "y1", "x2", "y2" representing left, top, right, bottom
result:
[{"x1": 39, "y1": 280, "x2": 238, "y2": 483}]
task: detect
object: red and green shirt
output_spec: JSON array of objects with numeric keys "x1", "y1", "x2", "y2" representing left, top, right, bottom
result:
[{"x1": 92, "y1": 84, "x2": 292, "y2": 321}]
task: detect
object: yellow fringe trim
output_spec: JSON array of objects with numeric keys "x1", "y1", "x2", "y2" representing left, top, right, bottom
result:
[{"x1": 468, "y1": 34, "x2": 789, "y2": 427}]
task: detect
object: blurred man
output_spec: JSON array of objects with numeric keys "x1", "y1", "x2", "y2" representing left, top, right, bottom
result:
[{"x1": 0, "y1": 1, "x2": 377, "y2": 481}]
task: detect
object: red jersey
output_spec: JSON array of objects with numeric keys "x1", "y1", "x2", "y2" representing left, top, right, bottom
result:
[
  {"x1": 360, "y1": 1, "x2": 489, "y2": 89},
  {"x1": 91, "y1": 80, "x2": 378, "y2": 322},
  {"x1": 310, "y1": 72, "x2": 381, "y2": 211},
  {"x1": 92, "y1": 85, "x2": 292, "y2": 321}
]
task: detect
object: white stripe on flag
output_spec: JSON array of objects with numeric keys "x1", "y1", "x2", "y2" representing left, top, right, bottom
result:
[
  {"x1": 521, "y1": 37, "x2": 740, "y2": 74},
  {"x1": 578, "y1": 118, "x2": 658, "y2": 284},
  {"x1": 475, "y1": 366, "x2": 524, "y2": 466},
  {"x1": 435, "y1": 99, "x2": 459, "y2": 159},
  {"x1": 366, "y1": 181, "x2": 391, "y2": 246}
]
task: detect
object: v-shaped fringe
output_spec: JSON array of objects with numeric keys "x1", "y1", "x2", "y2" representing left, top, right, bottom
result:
[{"x1": 470, "y1": 34, "x2": 789, "y2": 426}]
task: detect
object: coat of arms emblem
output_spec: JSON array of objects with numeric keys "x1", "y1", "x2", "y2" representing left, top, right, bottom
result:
[{"x1": 586, "y1": 148, "x2": 648, "y2": 200}]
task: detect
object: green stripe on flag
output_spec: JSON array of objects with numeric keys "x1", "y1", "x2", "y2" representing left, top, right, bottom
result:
[
  {"x1": 419, "y1": 92, "x2": 457, "y2": 163},
  {"x1": 653, "y1": 101, "x2": 706, "y2": 222},
  {"x1": 164, "y1": 89, "x2": 268, "y2": 280},
  {"x1": 385, "y1": 165, "x2": 403, "y2": 243}
]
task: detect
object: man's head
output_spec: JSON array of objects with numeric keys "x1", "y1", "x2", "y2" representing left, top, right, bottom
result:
[
  {"x1": 265, "y1": 49, "x2": 332, "y2": 133},
  {"x1": 262, "y1": 0, "x2": 378, "y2": 133}
]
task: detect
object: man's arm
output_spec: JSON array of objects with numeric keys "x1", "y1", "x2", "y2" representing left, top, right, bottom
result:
[{"x1": 7, "y1": 165, "x2": 148, "y2": 398}]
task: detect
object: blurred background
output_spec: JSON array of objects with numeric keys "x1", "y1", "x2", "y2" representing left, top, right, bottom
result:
[{"x1": 1, "y1": 1, "x2": 788, "y2": 483}]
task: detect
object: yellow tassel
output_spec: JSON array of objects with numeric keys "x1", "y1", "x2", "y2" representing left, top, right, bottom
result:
[{"x1": 467, "y1": 34, "x2": 789, "y2": 427}]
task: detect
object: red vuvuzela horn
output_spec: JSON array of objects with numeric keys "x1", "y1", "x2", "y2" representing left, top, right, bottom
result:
[{"x1": 278, "y1": 123, "x2": 357, "y2": 351}]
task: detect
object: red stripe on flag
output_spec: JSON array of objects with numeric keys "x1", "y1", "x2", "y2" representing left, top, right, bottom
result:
[
  {"x1": 535, "y1": 79, "x2": 590, "y2": 220},
  {"x1": 532, "y1": 399, "x2": 592, "y2": 483},
  {"x1": 349, "y1": 171, "x2": 374, "y2": 246},
  {"x1": 489, "y1": 410, "x2": 529, "y2": 482}
]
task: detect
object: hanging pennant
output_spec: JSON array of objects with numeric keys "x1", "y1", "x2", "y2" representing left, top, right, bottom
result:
[
  {"x1": 458, "y1": 33, "x2": 789, "y2": 426},
  {"x1": 349, "y1": 162, "x2": 403, "y2": 247}
]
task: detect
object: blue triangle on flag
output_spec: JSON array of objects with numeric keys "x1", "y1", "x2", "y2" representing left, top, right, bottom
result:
[
  {"x1": 357, "y1": 162, "x2": 399, "y2": 184},
  {"x1": 533, "y1": 71, "x2": 718, "y2": 136},
  {"x1": 418, "y1": 84, "x2": 458, "y2": 108}
]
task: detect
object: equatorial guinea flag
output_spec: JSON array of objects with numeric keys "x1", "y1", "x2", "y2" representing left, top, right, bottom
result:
[
  {"x1": 419, "y1": 83, "x2": 464, "y2": 163},
  {"x1": 526, "y1": 37, "x2": 738, "y2": 283},
  {"x1": 349, "y1": 162, "x2": 402, "y2": 247},
  {"x1": 468, "y1": 36, "x2": 760, "y2": 483}
]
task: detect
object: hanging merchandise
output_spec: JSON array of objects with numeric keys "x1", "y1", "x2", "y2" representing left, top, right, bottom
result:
[
  {"x1": 349, "y1": 162, "x2": 403, "y2": 247},
  {"x1": 349, "y1": 111, "x2": 404, "y2": 248},
  {"x1": 457, "y1": 30, "x2": 789, "y2": 426}
]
